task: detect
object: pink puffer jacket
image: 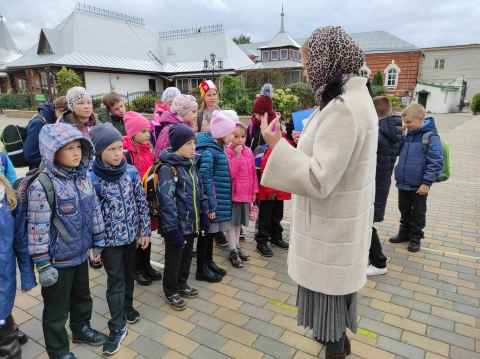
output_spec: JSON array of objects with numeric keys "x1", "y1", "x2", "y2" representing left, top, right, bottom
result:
[{"x1": 226, "y1": 145, "x2": 259, "y2": 203}]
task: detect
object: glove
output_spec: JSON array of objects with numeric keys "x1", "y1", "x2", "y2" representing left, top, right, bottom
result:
[
  {"x1": 36, "y1": 261, "x2": 58, "y2": 287},
  {"x1": 200, "y1": 213, "x2": 210, "y2": 234},
  {"x1": 167, "y1": 229, "x2": 185, "y2": 248},
  {"x1": 93, "y1": 246, "x2": 104, "y2": 258}
]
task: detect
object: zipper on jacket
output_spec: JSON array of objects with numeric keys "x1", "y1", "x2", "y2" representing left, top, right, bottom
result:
[
  {"x1": 189, "y1": 159, "x2": 199, "y2": 233},
  {"x1": 74, "y1": 176, "x2": 85, "y2": 256},
  {"x1": 402, "y1": 133, "x2": 412, "y2": 187},
  {"x1": 118, "y1": 181, "x2": 132, "y2": 241}
]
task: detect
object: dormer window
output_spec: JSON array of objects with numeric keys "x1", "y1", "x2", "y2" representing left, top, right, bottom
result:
[
  {"x1": 262, "y1": 51, "x2": 270, "y2": 61},
  {"x1": 271, "y1": 50, "x2": 278, "y2": 60},
  {"x1": 289, "y1": 49, "x2": 294, "y2": 59},
  {"x1": 280, "y1": 49, "x2": 288, "y2": 60}
]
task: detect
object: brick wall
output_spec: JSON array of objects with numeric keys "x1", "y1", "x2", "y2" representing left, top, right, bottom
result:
[{"x1": 366, "y1": 51, "x2": 422, "y2": 96}]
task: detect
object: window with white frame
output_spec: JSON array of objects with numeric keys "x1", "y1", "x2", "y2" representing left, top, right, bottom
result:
[
  {"x1": 262, "y1": 51, "x2": 270, "y2": 61},
  {"x1": 280, "y1": 49, "x2": 288, "y2": 60},
  {"x1": 285, "y1": 70, "x2": 301, "y2": 85},
  {"x1": 271, "y1": 50, "x2": 278, "y2": 60},
  {"x1": 191, "y1": 78, "x2": 203, "y2": 90},
  {"x1": 176, "y1": 78, "x2": 189, "y2": 93},
  {"x1": 434, "y1": 59, "x2": 445, "y2": 69},
  {"x1": 384, "y1": 60, "x2": 401, "y2": 88},
  {"x1": 290, "y1": 49, "x2": 294, "y2": 59}
]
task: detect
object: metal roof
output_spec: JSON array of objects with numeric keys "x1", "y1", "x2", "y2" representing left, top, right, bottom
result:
[
  {"x1": 0, "y1": 50, "x2": 22, "y2": 66},
  {"x1": 0, "y1": 17, "x2": 20, "y2": 53},
  {"x1": 238, "y1": 60, "x2": 303, "y2": 70},
  {"x1": 261, "y1": 32, "x2": 299, "y2": 49}
]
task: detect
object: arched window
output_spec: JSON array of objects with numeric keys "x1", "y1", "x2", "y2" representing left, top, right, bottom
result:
[
  {"x1": 387, "y1": 69, "x2": 397, "y2": 86},
  {"x1": 384, "y1": 60, "x2": 401, "y2": 88}
]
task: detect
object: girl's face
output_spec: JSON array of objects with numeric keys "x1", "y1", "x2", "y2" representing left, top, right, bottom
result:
[
  {"x1": 182, "y1": 107, "x2": 198, "y2": 124},
  {"x1": 133, "y1": 127, "x2": 150, "y2": 145},
  {"x1": 73, "y1": 100, "x2": 93, "y2": 121},
  {"x1": 101, "y1": 141, "x2": 123, "y2": 167},
  {"x1": 165, "y1": 100, "x2": 173, "y2": 110},
  {"x1": 222, "y1": 133, "x2": 234, "y2": 145},
  {"x1": 204, "y1": 89, "x2": 218, "y2": 109},
  {"x1": 176, "y1": 139, "x2": 196, "y2": 159},
  {"x1": 232, "y1": 126, "x2": 246, "y2": 148}
]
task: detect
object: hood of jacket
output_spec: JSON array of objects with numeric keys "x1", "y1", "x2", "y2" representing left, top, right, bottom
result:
[
  {"x1": 39, "y1": 123, "x2": 93, "y2": 177},
  {"x1": 409, "y1": 117, "x2": 438, "y2": 136},
  {"x1": 159, "y1": 147, "x2": 194, "y2": 167},
  {"x1": 196, "y1": 132, "x2": 222, "y2": 152},
  {"x1": 379, "y1": 115, "x2": 402, "y2": 144},
  {"x1": 37, "y1": 103, "x2": 56, "y2": 124},
  {"x1": 159, "y1": 111, "x2": 183, "y2": 126}
]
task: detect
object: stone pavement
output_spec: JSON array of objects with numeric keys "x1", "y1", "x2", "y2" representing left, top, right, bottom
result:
[{"x1": 5, "y1": 113, "x2": 480, "y2": 358}]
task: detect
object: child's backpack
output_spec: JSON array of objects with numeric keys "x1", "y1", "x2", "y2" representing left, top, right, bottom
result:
[
  {"x1": 422, "y1": 132, "x2": 450, "y2": 182},
  {"x1": 0, "y1": 152, "x2": 8, "y2": 174},
  {"x1": 13, "y1": 167, "x2": 70, "y2": 243},
  {"x1": 150, "y1": 122, "x2": 174, "y2": 148},
  {"x1": 142, "y1": 160, "x2": 177, "y2": 234},
  {"x1": 0, "y1": 114, "x2": 47, "y2": 168},
  {"x1": 90, "y1": 166, "x2": 137, "y2": 199}
]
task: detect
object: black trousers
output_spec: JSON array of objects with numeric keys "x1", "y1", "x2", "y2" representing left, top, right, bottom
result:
[
  {"x1": 398, "y1": 189, "x2": 427, "y2": 238},
  {"x1": 196, "y1": 232, "x2": 214, "y2": 268},
  {"x1": 102, "y1": 240, "x2": 136, "y2": 332},
  {"x1": 41, "y1": 260, "x2": 92, "y2": 359},
  {"x1": 0, "y1": 314, "x2": 21, "y2": 359},
  {"x1": 369, "y1": 226, "x2": 387, "y2": 269},
  {"x1": 163, "y1": 233, "x2": 195, "y2": 297},
  {"x1": 255, "y1": 200, "x2": 284, "y2": 244}
]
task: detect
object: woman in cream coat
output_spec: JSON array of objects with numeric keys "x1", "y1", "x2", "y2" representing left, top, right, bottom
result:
[{"x1": 260, "y1": 26, "x2": 377, "y2": 359}]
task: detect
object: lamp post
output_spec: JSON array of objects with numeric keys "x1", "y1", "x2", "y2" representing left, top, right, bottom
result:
[{"x1": 203, "y1": 52, "x2": 223, "y2": 84}]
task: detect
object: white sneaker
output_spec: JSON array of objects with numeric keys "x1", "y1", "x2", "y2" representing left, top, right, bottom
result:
[{"x1": 366, "y1": 264, "x2": 387, "y2": 276}]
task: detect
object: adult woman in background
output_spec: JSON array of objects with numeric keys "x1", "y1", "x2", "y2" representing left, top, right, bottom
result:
[{"x1": 260, "y1": 26, "x2": 377, "y2": 359}]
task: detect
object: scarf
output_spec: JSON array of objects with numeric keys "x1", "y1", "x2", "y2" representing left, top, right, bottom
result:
[
  {"x1": 203, "y1": 105, "x2": 221, "y2": 123},
  {"x1": 92, "y1": 156, "x2": 127, "y2": 182},
  {"x1": 306, "y1": 26, "x2": 364, "y2": 107}
]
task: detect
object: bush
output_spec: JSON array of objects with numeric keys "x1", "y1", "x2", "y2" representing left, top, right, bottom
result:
[
  {"x1": 284, "y1": 82, "x2": 316, "y2": 110},
  {"x1": 131, "y1": 95, "x2": 157, "y2": 113},
  {"x1": 471, "y1": 93, "x2": 480, "y2": 115},
  {"x1": 386, "y1": 93, "x2": 405, "y2": 108},
  {"x1": 92, "y1": 98, "x2": 102, "y2": 111},
  {"x1": 0, "y1": 94, "x2": 31, "y2": 109},
  {"x1": 372, "y1": 70, "x2": 383, "y2": 87},
  {"x1": 234, "y1": 98, "x2": 252, "y2": 116},
  {"x1": 56, "y1": 66, "x2": 82, "y2": 95},
  {"x1": 371, "y1": 85, "x2": 387, "y2": 97},
  {"x1": 271, "y1": 88, "x2": 298, "y2": 117},
  {"x1": 219, "y1": 75, "x2": 247, "y2": 107}
]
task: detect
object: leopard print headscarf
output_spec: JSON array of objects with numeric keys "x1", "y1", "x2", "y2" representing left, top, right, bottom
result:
[{"x1": 306, "y1": 26, "x2": 365, "y2": 106}]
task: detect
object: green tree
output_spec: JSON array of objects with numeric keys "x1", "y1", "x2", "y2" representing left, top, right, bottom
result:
[
  {"x1": 232, "y1": 34, "x2": 251, "y2": 45},
  {"x1": 371, "y1": 85, "x2": 387, "y2": 97},
  {"x1": 372, "y1": 70, "x2": 383, "y2": 87},
  {"x1": 219, "y1": 75, "x2": 247, "y2": 108},
  {"x1": 56, "y1": 66, "x2": 82, "y2": 95},
  {"x1": 285, "y1": 82, "x2": 316, "y2": 110},
  {"x1": 271, "y1": 88, "x2": 298, "y2": 118},
  {"x1": 471, "y1": 93, "x2": 480, "y2": 115}
]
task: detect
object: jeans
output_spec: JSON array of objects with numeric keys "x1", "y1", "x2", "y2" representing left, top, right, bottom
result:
[
  {"x1": 163, "y1": 233, "x2": 195, "y2": 297},
  {"x1": 398, "y1": 189, "x2": 428, "y2": 238},
  {"x1": 102, "y1": 240, "x2": 136, "y2": 332}
]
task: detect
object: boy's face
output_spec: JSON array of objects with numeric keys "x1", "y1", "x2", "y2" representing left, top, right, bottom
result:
[
  {"x1": 232, "y1": 126, "x2": 246, "y2": 148},
  {"x1": 204, "y1": 89, "x2": 218, "y2": 109},
  {"x1": 73, "y1": 100, "x2": 93, "y2": 120},
  {"x1": 55, "y1": 108, "x2": 65, "y2": 118},
  {"x1": 101, "y1": 141, "x2": 124, "y2": 167},
  {"x1": 182, "y1": 107, "x2": 198, "y2": 124},
  {"x1": 109, "y1": 101, "x2": 126, "y2": 118},
  {"x1": 55, "y1": 139, "x2": 82, "y2": 170},
  {"x1": 403, "y1": 115, "x2": 425, "y2": 131},
  {"x1": 176, "y1": 139, "x2": 196, "y2": 159},
  {"x1": 133, "y1": 128, "x2": 150, "y2": 145}
]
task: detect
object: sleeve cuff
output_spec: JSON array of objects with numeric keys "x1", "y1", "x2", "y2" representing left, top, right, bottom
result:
[
  {"x1": 92, "y1": 234, "x2": 105, "y2": 247},
  {"x1": 31, "y1": 253, "x2": 51, "y2": 265}
]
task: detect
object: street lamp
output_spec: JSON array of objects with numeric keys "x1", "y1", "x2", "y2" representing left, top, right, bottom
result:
[{"x1": 203, "y1": 52, "x2": 223, "y2": 84}]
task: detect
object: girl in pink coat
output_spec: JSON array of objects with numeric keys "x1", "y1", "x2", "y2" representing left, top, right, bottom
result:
[{"x1": 226, "y1": 117, "x2": 259, "y2": 268}]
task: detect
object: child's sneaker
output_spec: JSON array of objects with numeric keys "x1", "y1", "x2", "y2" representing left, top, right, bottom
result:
[
  {"x1": 166, "y1": 294, "x2": 186, "y2": 311},
  {"x1": 179, "y1": 285, "x2": 199, "y2": 299},
  {"x1": 229, "y1": 250, "x2": 244, "y2": 268},
  {"x1": 408, "y1": 238, "x2": 421, "y2": 252},
  {"x1": 103, "y1": 327, "x2": 127, "y2": 355},
  {"x1": 366, "y1": 264, "x2": 387, "y2": 276},
  {"x1": 270, "y1": 238, "x2": 289, "y2": 249},
  {"x1": 237, "y1": 247, "x2": 250, "y2": 261},
  {"x1": 256, "y1": 242, "x2": 273, "y2": 257},
  {"x1": 124, "y1": 306, "x2": 141, "y2": 324}
]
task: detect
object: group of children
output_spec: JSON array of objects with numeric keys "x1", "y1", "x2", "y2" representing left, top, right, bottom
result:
[{"x1": 0, "y1": 78, "x2": 443, "y2": 358}]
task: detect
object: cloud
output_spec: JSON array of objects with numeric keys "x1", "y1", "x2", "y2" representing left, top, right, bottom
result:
[{"x1": 191, "y1": 0, "x2": 230, "y2": 12}]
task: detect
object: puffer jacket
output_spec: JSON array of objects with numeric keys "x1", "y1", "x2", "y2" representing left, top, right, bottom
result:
[
  {"x1": 374, "y1": 115, "x2": 402, "y2": 222},
  {"x1": 123, "y1": 136, "x2": 155, "y2": 178},
  {"x1": 57, "y1": 110, "x2": 96, "y2": 137},
  {"x1": 158, "y1": 148, "x2": 209, "y2": 234},
  {"x1": 91, "y1": 161, "x2": 151, "y2": 247},
  {"x1": 98, "y1": 108, "x2": 126, "y2": 135},
  {"x1": 196, "y1": 132, "x2": 232, "y2": 222},
  {"x1": 226, "y1": 145, "x2": 259, "y2": 203},
  {"x1": 154, "y1": 111, "x2": 183, "y2": 157},
  {"x1": 0, "y1": 191, "x2": 37, "y2": 325},
  {"x1": 27, "y1": 123, "x2": 105, "y2": 268},
  {"x1": 394, "y1": 117, "x2": 443, "y2": 191}
]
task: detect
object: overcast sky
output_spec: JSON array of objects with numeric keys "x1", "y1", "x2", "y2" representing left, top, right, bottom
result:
[{"x1": 3, "y1": 0, "x2": 480, "y2": 53}]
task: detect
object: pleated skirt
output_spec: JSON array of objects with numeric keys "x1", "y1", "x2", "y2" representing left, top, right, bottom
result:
[{"x1": 296, "y1": 285, "x2": 358, "y2": 343}]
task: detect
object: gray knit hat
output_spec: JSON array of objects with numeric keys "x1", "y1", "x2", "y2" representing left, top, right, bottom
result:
[
  {"x1": 89, "y1": 122, "x2": 123, "y2": 155},
  {"x1": 161, "y1": 87, "x2": 181, "y2": 103},
  {"x1": 66, "y1": 86, "x2": 91, "y2": 110}
]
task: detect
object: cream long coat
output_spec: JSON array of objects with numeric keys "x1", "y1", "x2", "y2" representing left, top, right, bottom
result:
[{"x1": 262, "y1": 76, "x2": 378, "y2": 295}]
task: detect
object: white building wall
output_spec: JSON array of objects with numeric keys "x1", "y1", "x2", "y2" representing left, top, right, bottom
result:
[
  {"x1": 413, "y1": 82, "x2": 461, "y2": 113},
  {"x1": 84, "y1": 71, "x2": 164, "y2": 96}
]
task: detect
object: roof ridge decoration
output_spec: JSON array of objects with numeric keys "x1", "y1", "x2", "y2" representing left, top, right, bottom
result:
[
  {"x1": 159, "y1": 24, "x2": 223, "y2": 39},
  {"x1": 74, "y1": 3, "x2": 145, "y2": 26}
]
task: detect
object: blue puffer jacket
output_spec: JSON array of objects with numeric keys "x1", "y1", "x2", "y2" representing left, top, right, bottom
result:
[
  {"x1": 27, "y1": 123, "x2": 105, "y2": 268},
  {"x1": 158, "y1": 148, "x2": 209, "y2": 234},
  {"x1": 24, "y1": 103, "x2": 57, "y2": 170},
  {"x1": 394, "y1": 117, "x2": 443, "y2": 191},
  {"x1": 374, "y1": 115, "x2": 402, "y2": 222},
  {"x1": 92, "y1": 161, "x2": 151, "y2": 247},
  {"x1": 196, "y1": 132, "x2": 232, "y2": 222},
  {"x1": 0, "y1": 192, "x2": 37, "y2": 325}
]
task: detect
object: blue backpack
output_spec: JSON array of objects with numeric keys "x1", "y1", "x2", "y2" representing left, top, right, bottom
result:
[{"x1": 90, "y1": 166, "x2": 137, "y2": 199}]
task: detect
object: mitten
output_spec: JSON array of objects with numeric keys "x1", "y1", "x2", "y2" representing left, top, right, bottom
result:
[
  {"x1": 200, "y1": 213, "x2": 210, "y2": 234},
  {"x1": 167, "y1": 229, "x2": 185, "y2": 248},
  {"x1": 93, "y1": 246, "x2": 104, "y2": 258},
  {"x1": 36, "y1": 261, "x2": 59, "y2": 287}
]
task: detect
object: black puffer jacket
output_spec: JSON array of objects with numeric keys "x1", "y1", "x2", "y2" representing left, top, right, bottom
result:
[{"x1": 374, "y1": 115, "x2": 402, "y2": 222}]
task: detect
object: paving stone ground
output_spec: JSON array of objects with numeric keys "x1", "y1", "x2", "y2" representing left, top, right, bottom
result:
[{"x1": 3, "y1": 112, "x2": 480, "y2": 358}]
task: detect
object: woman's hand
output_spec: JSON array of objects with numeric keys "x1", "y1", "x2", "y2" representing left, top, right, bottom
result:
[{"x1": 260, "y1": 112, "x2": 282, "y2": 150}]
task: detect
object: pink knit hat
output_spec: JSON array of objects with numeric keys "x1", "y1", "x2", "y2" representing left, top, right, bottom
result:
[
  {"x1": 170, "y1": 95, "x2": 198, "y2": 118},
  {"x1": 210, "y1": 110, "x2": 236, "y2": 139},
  {"x1": 123, "y1": 111, "x2": 151, "y2": 138}
]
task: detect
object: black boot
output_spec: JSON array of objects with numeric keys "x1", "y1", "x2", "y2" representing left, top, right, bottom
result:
[
  {"x1": 389, "y1": 226, "x2": 411, "y2": 243},
  {"x1": 408, "y1": 236, "x2": 422, "y2": 252},
  {"x1": 18, "y1": 330, "x2": 28, "y2": 345},
  {"x1": 229, "y1": 250, "x2": 244, "y2": 268},
  {"x1": 135, "y1": 247, "x2": 152, "y2": 286},
  {"x1": 195, "y1": 264, "x2": 222, "y2": 282},
  {"x1": 142, "y1": 243, "x2": 162, "y2": 281},
  {"x1": 208, "y1": 260, "x2": 227, "y2": 276}
]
